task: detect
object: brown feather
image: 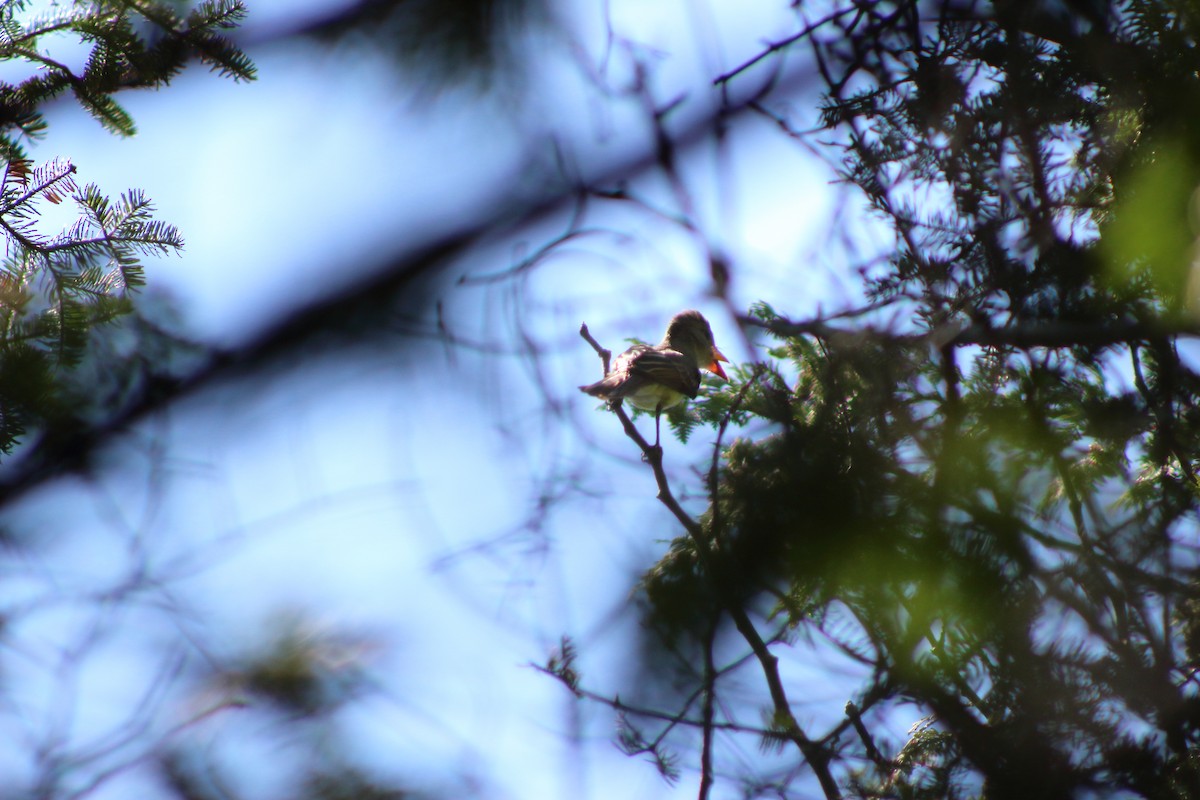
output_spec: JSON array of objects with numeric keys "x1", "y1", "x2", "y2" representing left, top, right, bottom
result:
[{"x1": 580, "y1": 310, "x2": 727, "y2": 412}]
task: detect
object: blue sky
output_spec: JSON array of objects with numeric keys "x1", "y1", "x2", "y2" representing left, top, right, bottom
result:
[{"x1": 0, "y1": 2, "x2": 911, "y2": 798}]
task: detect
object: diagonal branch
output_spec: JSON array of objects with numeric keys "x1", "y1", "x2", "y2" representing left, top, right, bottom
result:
[
  {"x1": 579, "y1": 322, "x2": 702, "y2": 537},
  {"x1": 580, "y1": 324, "x2": 843, "y2": 800},
  {"x1": 0, "y1": 57, "x2": 812, "y2": 505}
]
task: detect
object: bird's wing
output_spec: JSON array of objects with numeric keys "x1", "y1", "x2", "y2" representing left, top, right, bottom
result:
[
  {"x1": 581, "y1": 344, "x2": 652, "y2": 399},
  {"x1": 624, "y1": 347, "x2": 701, "y2": 398}
]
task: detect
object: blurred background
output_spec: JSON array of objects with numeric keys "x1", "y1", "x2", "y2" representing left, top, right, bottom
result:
[{"x1": 0, "y1": 1, "x2": 883, "y2": 798}]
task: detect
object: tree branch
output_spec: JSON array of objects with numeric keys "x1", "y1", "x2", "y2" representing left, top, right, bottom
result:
[
  {"x1": 744, "y1": 312, "x2": 1200, "y2": 351},
  {"x1": 698, "y1": 610, "x2": 718, "y2": 800},
  {"x1": 0, "y1": 59, "x2": 813, "y2": 505},
  {"x1": 844, "y1": 700, "x2": 890, "y2": 773},
  {"x1": 579, "y1": 322, "x2": 703, "y2": 537},
  {"x1": 580, "y1": 325, "x2": 843, "y2": 800},
  {"x1": 535, "y1": 661, "x2": 785, "y2": 737}
]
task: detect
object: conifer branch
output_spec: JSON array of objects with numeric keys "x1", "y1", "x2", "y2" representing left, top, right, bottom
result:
[
  {"x1": 0, "y1": 160, "x2": 76, "y2": 215},
  {"x1": 0, "y1": 2, "x2": 251, "y2": 460},
  {"x1": 744, "y1": 313, "x2": 1200, "y2": 352}
]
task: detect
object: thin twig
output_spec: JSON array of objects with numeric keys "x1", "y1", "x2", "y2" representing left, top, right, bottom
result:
[
  {"x1": 579, "y1": 322, "x2": 612, "y2": 375},
  {"x1": 698, "y1": 609, "x2": 719, "y2": 800},
  {"x1": 580, "y1": 321, "x2": 700, "y2": 534},
  {"x1": 579, "y1": 325, "x2": 843, "y2": 800},
  {"x1": 726, "y1": 608, "x2": 842, "y2": 799},
  {"x1": 711, "y1": 5, "x2": 861, "y2": 86},
  {"x1": 706, "y1": 364, "x2": 762, "y2": 547},
  {"x1": 844, "y1": 701, "x2": 889, "y2": 772},
  {"x1": 534, "y1": 661, "x2": 779, "y2": 736}
]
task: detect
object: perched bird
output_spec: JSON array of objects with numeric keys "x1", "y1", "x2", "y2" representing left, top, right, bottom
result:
[{"x1": 580, "y1": 310, "x2": 729, "y2": 448}]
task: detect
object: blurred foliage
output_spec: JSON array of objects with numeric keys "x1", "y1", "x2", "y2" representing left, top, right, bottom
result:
[
  {"x1": 9, "y1": 0, "x2": 1200, "y2": 797},
  {"x1": 223, "y1": 611, "x2": 373, "y2": 716},
  {"x1": 152, "y1": 611, "x2": 419, "y2": 800},
  {"x1": 299, "y1": 0, "x2": 550, "y2": 89}
]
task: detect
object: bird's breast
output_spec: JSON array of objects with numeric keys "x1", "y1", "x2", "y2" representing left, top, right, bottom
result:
[{"x1": 623, "y1": 382, "x2": 687, "y2": 412}]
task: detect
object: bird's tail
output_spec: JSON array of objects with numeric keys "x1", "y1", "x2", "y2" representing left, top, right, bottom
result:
[{"x1": 579, "y1": 376, "x2": 621, "y2": 399}]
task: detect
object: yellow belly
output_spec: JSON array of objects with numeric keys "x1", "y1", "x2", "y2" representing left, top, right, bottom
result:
[{"x1": 624, "y1": 383, "x2": 686, "y2": 412}]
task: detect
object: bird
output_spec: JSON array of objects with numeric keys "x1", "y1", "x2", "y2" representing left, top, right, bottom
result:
[{"x1": 580, "y1": 310, "x2": 729, "y2": 449}]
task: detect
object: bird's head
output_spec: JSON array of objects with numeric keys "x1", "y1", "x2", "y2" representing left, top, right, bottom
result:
[{"x1": 663, "y1": 310, "x2": 729, "y2": 380}]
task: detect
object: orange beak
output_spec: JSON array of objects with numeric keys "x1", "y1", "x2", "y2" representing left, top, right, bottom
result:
[{"x1": 707, "y1": 347, "x2": 729, "y2": 381}]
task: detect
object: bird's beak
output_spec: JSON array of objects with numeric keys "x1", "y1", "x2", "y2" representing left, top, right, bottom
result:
[{"x1": 707, "y1": 347, "x2": 729, "y2": 380}]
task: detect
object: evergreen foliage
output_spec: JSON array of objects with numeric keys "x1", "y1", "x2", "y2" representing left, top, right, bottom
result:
[
  {"x1": 0, "y1": 0, "x2": 251, "y2": 457},
  {"x1": 300, "y1": 0, "x2": 546, "y2": 86},
  {"x1": 566, "y1": 1, "x2": 1200, "y2": 797},
  {"x1": 8, "y1": 0, "x2": 1200, "y2": 797}
]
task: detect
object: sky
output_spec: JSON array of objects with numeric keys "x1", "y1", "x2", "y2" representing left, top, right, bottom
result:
[{"x1": 0, "y1": 2, "x2": 903, "y2": 799}]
